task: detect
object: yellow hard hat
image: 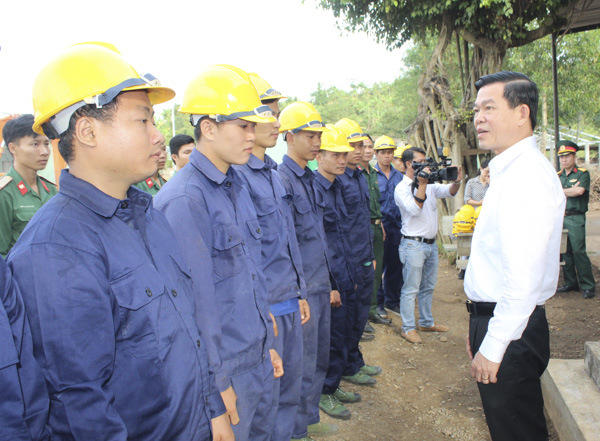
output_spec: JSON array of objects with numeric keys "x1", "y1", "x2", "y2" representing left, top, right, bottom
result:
[
  {"x1": 180, "y1": 65, "x2": 276, "y2": 125},
  {"x1": 320, "y1": 125, "x2": 354, "y2": 153},
  {"x1": 334, "y1": 118, "x2": 368, "y2": 143},
  {"x1": 472, "y1": 205, "x2": 482, "y2": 227},
  {"x1": 32, "y1": 42, "x2": 175, "y2": 138},
  {"x1": 248, "y1": 72, "x2": 287, "y2": 102},
  {"x1": 374, "y1": 135, "x2": 397, "y2": 151},
  {"x1": 279, "y1": 101, "x2": 326, "y2": 134},
  {"x1": 394, "y1": 147, "x2": 407, "y2": 158},
  {"x1": 452, "y1": 205, "x2": 475, "y2": 234}
]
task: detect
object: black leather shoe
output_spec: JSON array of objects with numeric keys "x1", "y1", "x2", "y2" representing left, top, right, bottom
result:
[
  {"x1": 363, "y1": 322, "x2": 375, "y2": 334},
  {"x1": 556, "y1": 285, "x2": 578, "y2": 293},
  {"x1": 582, "y1": 290, "x2": 596, "y2": 299},
  {"x1": 369, "y1": 314, "x2": 391, "y2": 325},
  {"x1": 360, "y1": 333, "x2": 375, "y2": 342}
]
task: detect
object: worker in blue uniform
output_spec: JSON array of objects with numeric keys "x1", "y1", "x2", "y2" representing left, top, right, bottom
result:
[
  {"x1": 234, "y1": 73, "x2": 309, "y2": 441},
  {"x1": 8, "y1": 42, "x2": 232, "y2": 440},
  {"x1": 374, "y1": 136, "x2": 404, "y2": 316},
  {"x1": 335, "y1": 118, "x2": 382, "y2": 383},
  {"x1": 314, "y1": 125, "x2": 361, "y2": 421},
  {"x1": 1, "y1": 256, "x2": 51, "y2": 441},
  {"x1": 154, "y1": 64, "x2": 282, "y2": 441},
  {"x1": 277, "y1": 101, "x2": 339, "y2": 441}
]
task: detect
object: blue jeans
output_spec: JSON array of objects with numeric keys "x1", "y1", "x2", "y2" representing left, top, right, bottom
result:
[{"x1": 399, "y1": 238, "x2": 438, "y2": 333}]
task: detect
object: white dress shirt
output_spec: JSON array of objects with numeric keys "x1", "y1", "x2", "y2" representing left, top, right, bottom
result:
[
  {"x1": 394, "y1": 175, "x2": 454, "y2": 239},
  {"x1": 464, "y1": 136, "x2": 566, "y2": 363}
]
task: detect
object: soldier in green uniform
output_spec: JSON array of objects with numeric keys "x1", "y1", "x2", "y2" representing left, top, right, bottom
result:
[
  {"x1": 556, "y1": 140, "x2": 596, "y2": 299},
  {"x1": 0, "y1": 114, "x2": 58, "y2": 258},
  {"x1": 360, "y1": 135, "x2": 391, "y2": 325},
  {"x1": 134, "y1": 140, "x2": 167, "y2": 195}
]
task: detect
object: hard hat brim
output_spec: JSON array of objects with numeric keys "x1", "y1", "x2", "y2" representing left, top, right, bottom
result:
[
  {"x1": 320, "y1": 145, "x2": 354, "y2": 153},
  {"x1": 241, "y1": 114, "x2": 277, "y2": 123},
  {"x1": 348, "y1": 135, "x2": 369, "y2": 143}
]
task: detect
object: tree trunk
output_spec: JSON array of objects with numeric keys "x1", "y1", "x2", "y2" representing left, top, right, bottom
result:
[{"x1": 408, "y1": 14, "x2": 509, "y2": 245}]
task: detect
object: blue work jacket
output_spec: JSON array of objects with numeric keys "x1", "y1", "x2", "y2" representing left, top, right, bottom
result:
[
  {"x1": 0, "y1": 256, "x2": 51, "y2": 441},
  {"x1": 235, "y1": 154, "x2": 306, "y2": 315},
  {"x1": 8, "y1": 170, "x2": 222, "y2": 440},
  {"x1": 155, "y1": 149, "x2": 272, "y2": 393},
  {"x1": 375, "y1": 164, "x2": 403, "y2": 236},
  {"x1": 339, "y1": 166, "x2": 375, "y2": 266},
  {"x1": 278, "y1": 155, "x2": 332, "y2": 296},
  {"x1": 313, "y1": 172, "x2": 356, "y2": 292}
]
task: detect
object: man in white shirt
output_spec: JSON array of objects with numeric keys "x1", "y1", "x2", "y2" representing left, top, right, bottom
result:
[
  {"x1": 465, "y1": 71, "x2": 565, "y2": 441},
  {"x1": 394, "y1": 147, "x2": 461, "y2": 344}
]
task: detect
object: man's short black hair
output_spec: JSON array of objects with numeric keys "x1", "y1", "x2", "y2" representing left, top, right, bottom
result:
[
  {"x1": 2, "y1": 114, "x2": 37, "y2": 149},
  {"x1": 170, "y1": 134, "x2": 195, "y2": 156},
  {"x1": 475, "y1": 71, "x2": 538, "y2": 130},
  {"x1": 401, "y1": 146, "x2": 426, "y2": 168},
  {"x1": 365, "y1": 134, "x2": 373, "y2": 143},
  {"x1": 58, "y1": 100, "x2": 119, "y2": 163}
]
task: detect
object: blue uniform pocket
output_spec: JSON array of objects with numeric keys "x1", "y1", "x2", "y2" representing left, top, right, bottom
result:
[
  {"x1": 212, "y1": 224, "x2": 244, "y2": 279},
  {"x1": 110, "y1": 264, "x2": 167, "y2": 358}
]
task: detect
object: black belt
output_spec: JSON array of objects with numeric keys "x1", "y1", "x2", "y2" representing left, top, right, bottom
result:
[
  {"x1": 402, "y1": 235, "x2": 436, "y2": 244},
  {"x1": 565, "y1": 210, "x2": 583, "y2": 216},
  {"x1": 371, "y1": 218, "x2": 382, "y2": 225},
  {"x1": 466, "y1": 300, "x2": 545, "y2": 316}
]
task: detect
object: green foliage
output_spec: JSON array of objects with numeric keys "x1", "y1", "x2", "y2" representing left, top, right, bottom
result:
[
  {"x1": 504, "y1": 29, "x2": 600, "y2": 134},
  {"x1": 156, "y1": 104, "x2": 195, "y2": 147},
  {"x1": 319, "y1": 0, "x2": 571, "y2": 50}
]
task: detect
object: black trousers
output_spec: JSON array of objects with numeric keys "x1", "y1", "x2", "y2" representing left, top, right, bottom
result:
[{"x1": 469, "y1": 308, "x2": 550, "y2": 441}]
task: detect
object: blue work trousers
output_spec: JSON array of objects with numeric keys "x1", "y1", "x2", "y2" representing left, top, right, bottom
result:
[
  {"x1": 344, "y1": 264, "x2": 374, "y2": 376},
  {"x1": 292, "y1": 292, "x2": 331, "y2": 438},
  {"x1": 271, "y1": 310, "x2": 303, "y2": 441},
  {"x1": 399, "y1": 239, "x2": 438, "y2": 333},
  {"x1": 231, "y1": 355, "x2": 275, "y2": 441},
  {"x1": 377, "y1": 233, "x2": 403, "y2": 308},
  {"x1": 322, "y1": 288, "x2": 354, "y2": 395}
]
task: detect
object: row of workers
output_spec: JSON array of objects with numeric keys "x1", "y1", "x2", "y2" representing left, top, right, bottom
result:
[{"x1": 0, "y1": 41, "x2": 424, "y2": 441}]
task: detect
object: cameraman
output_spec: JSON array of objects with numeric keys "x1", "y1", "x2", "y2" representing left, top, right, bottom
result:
[{"x1": 394, "y1": 147, "x2": 462, "y2": 343}]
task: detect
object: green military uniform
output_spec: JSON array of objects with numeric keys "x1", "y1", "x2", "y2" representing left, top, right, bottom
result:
[
  {"x1": 558, "y1": 165, "x2": 596, "y2": 291},
  {"x1": 0, "y1": 166, "x2": 58, "y2": 258},
  {"x1": 134, "y1": 173, "x2": 167, "y2": 196},
  {"x1": 360, "y1": 163, "x2": 384, "y2": 318}
]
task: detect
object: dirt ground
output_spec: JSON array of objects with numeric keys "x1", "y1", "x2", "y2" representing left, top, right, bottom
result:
[{"x1": 318, "y1": 244, "x2": 600, "y2": 440}]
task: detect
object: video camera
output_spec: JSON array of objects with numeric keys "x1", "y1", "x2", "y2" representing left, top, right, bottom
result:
[{"x1": 412, "y1": 147, "x2": 458, "y2": 184}]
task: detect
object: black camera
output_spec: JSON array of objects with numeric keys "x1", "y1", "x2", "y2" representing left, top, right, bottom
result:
[{"x1": 412, "y1": 148, "x2": 458, "y2": 183}]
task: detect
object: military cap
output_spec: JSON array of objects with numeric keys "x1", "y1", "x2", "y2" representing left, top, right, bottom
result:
[{"x1": 557, "y1": 140, "x2": 579, "y2": 156}]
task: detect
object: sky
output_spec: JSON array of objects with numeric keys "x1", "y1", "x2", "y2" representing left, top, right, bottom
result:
[{"x1": 0, "y1": 0, "x2": 408, "y2": 117}]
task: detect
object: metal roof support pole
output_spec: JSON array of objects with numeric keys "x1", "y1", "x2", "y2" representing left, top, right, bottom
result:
[{"x1": 552, "y1": 32, "x2": 560, "y2": 170}]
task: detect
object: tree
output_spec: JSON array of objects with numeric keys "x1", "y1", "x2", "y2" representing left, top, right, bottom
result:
[
  {"x1": 156, "y1": 104, "x2": 195, "y2": 146},
  {"x1": 319, "y1": 0, "x2": 579, "y2": 216}
]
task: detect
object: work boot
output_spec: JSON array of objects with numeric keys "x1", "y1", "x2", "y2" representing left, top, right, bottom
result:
[
  {"x1": 342, "y1": 372, "x2": 377, "y2": 385},
  {"x1": 334, "y1": 387, "x2": 362, "y2": 403},
  {"x1": 363, "y1": 322, "x2": 376, "y2": 333},
  {"x1": 291, "y1": 436, "x2": 316, "y2": 441},
  {"x1": 360, "y1": 333, "x2": 375, "y2": 342},
  {"x1": 375, "y1": 305, "x2": 388, "y2": 318},
  {"x1": 359, "y1": 364, "x2": 382, "y2": 376},
  {"x1": 369, "y1": 313, "x2": 391, "y2": 325},
  {"x1": 556, "y1": 284, "x2": 578, "y2": 293},
  {"x1": 385, "y1": 304, "x2": 401, "y2": 317},
  {"x1": 319, "y1": 394, "x2": 351, "y2": 420},
  {"x1": 307, "y1": 422, "x2": 340, "y2": 436},
  {"x1": 583, "y1": 290, "x2": 596, "y2": 299}
]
